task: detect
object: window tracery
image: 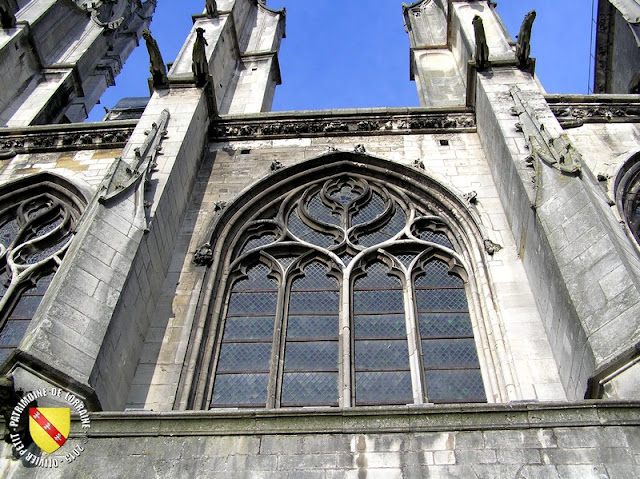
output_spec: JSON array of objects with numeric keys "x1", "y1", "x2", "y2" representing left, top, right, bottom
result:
[
  {"x1": 617, "y1": 158, "x2": 640, "y2": 246},
  {"x1": 207, "y1": 174, "x2": 486, "y2": 408},
  {"x1": 0, "y1": 177, "x2": 85, "y2": 365}
]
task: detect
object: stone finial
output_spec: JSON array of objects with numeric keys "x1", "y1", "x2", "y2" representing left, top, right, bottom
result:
[
  {"x1": 142, "y1": 30, "x2": 168, "y2": 88},
  {"x1": 515, "y1": 10, "x2": 536, "y2": 71},
  {"x1": 472, "y1": 15, "x2": 490, "y2": 71},
  {"x1": 205, "y1": 0, "x2": 218, "y2": 17},
  {"x1": 192, "y1": 27, "x2": 210, "y2": 87}
]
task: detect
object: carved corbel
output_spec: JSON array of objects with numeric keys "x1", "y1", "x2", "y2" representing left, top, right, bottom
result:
[
  {"x1": 483, "y1": 239, "x2": 502, "y2": 255},
  {"x1": 193, "y1": 242, "x2": 213, "y2": 266}
]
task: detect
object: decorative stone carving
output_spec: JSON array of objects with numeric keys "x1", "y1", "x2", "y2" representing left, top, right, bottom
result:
[
  {"x1": 192, "y1": 27, "x2": 210, "y2": 87},
  {"x1": 143, "y1": 30, "x2": 168, "y2": 88},
  {"x1": 270, "y1": 160, "x2": 284, "y2": 172},
  {"x1": 549, "y1": 100, "x2": 640, "y2": 128},
  {"x1": 210, "y1": 111, "x2": 476, "y2": 139},
  {"x1": 472, "y1": 15, "x2": 490, "y2": 71},
  {"x1": 206, "y1": 0, "x2": 218, "y2": 17},
  {"x1": 99, "y1": 110, "x2": 170, "y2": 222},
  {"x1": 515, "y1": 11, "x2": 536, "y2": 72},
  {"x1": 463, "y1": 191, "x2": 478, "y2": 205},
  {"x1": 0, "y1": 148, "x2": 16, "y2": 160},
  {"x1": 193, "y1": 242, "x2": 214, "y2": 266},
  {"x1": 483, "y1": 239, "x2": 502, "y2": 255},
  {"x1": 413, "y1": 159, "x2": 425, "y2": 170},
  {"x1": 354, "y1": 144, "x2": 366, "y2": 153}
]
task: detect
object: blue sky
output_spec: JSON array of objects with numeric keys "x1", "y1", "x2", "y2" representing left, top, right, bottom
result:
[{"x1": 87, "y1": 0, "x2": 595, "y2": 120}]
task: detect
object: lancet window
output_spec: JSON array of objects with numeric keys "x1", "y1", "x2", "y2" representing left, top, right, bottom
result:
[
  {"x1": 0, "y1": 177, "x2": 85, "y2": 364},
  {"x1": 207, "y1": 174, "x2": 486, "y2": 408}
]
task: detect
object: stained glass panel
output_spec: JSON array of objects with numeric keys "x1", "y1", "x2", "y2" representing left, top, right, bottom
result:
[
  {"x1": 355, "y1": 371, "x2": 413, "y2": 405},
  {"x1": 424, "y1": 370, "x2": 486, "y2": 403},
  {"x1": 422, "y1": 339, "x2": 481, "y2": 368},
  {"x1": 284, "y1": 341, "x2": 338, "y2": 371},
  {"x1": 418, "y1": 312, "x2": 473, "y2": 338},
  {"x1": 281, "y1": 372, "x2": 338, "y2": 406},
  {"x1": 415, "y1": 288, "x2": 467, "y2": 312},
  {"x1": 286, "y1": 316, "x2": 337, "y2": 339},
  {"x1": 222, "y1": 316, "x2": 274, "y2": 340},
  {"x1": 418, "y1": 230, "x2": 454, "y2": 249},
  {"x1": 354, "y1": 340, "x2": 409, "y2": 370},
  {"x1": 211, "y1": 373, "x2": 269, "y2": 407},
  {"x1": 216, "y1": 343, "x2": 272, "y2": 373},
  {"x1": 354, "y1": 314, "x2": 406, "y2": 339}
]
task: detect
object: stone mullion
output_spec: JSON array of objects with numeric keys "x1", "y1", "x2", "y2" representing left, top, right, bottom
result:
[
  {"x1": 340, "y1": 268, "x2": 352, "y2": 408},
  {"x1": 404, "y1": 269, "x2": 426, "y2": 404}
]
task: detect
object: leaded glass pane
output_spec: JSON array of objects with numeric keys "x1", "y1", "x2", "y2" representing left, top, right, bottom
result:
[
  {"x1": 22, "y1": 235, "x2": 71, "y2": 264},
  {"x1": 289, "y1": 291, "x2": 339, "y2": 314},
  {"x1": 232, "y1": 264, "x2": 278, "y2": 290},
  {"x1": 0, "y1": 219, "x2": 19, "y2": 246},
  {"x1": 422, "y1": 339, "x2": 481, "y2": 368},
  {"x1": 418, "y1": 313, "x2": 473, "y2": 338},
  {"x1": 222, "y1": 317, "x2": 274, "y2": 340},
  {"x1": 352, "y1": 192, "x2": 386, "y2": 226},
  {"x1": 287, "y1": 209, "x2": 335, "y2": 248},
  {"x1": 353, "y1": 262, "x2": 401, "y2": 288},
  {"x1": 355, "y1": 371, "x2": 413, "y2": 405},
  {"x1": 216, "y1": 343, "x2": 272, "y2": 373},
  {"x1": 0, "y1": 349, "x2": 11, "y2": 364},
  {"x1": 418, "y1": 230, "x2": 454, "y2": 249},
  {"x1": 34, "y1": 217, "x2": 64, "y2": 238},
  {"x1": 307, "y1": 195, "x2": 340, "y2": 225},
  {"x1": 281, "y1": 372, "x2": 338, "y2": 406},
  {"x1": 241, "y1": 233, "x2": 277, "y2": 254},
  {"x1": 291, "y1": 262, "x2": 337, "y2": 290},
  {"x1": 284, "y1": 341, "x2": 338, "y2": 371},
  {"x1": 31, "y1": 273, "x2": 54, "y2": 294},
  {"x1": 424, "y1": 370, "x2": 486, "y2": 403},
  {"x1": 287, "y1": 316, "x2": 338, "y2": 339},
  {"x1": 0, "y1": 320, "x2": 29, "y2": 346},
  {"x1": 415, "y1": 260, "x2": 463, "y2": 287},
  {"x1": 415, "y1": 288, "x2": 467, "y2": 312},
  {"x1": 227, "y1": 292, "x2": 278, "y2": 315},
  {"x1": 355, "y1": 340, "x2": 409, "y2": 370},
  {"x1": 359, "y1": 208, "x2": 406, "y2": 247},
  {"x1": 354, "y1": 290, "x2": 404, "y2": 313},
  {"x1": 211, "y1": 373, "x2": 269, "y2": 407},
  {"x1": 354, "y1": 314, "x2": 406, "y2": 339},
  {"x1": 330, "y1": 185, "x2": 357, "y2": 204},
  {"x1": 9, "y1": 295, "x2": 43, "y2": 319}
]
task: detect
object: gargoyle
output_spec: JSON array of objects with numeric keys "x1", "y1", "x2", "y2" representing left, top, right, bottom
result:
[
  {"x1": 515, "y1": 10, "x2": 536, "y2": 71},
  {"x1": 472, "y1": 15, "x2": 490, "y2": 71},
  {"x1": 192, "y1": 27, "x2": 210, "y2": 87},
  {"x1": 206, "y1": 0, "x2": 218, "y2": 17},
  {"x1": 142, "y1": 30, "x2": 168, "y2": 88}
]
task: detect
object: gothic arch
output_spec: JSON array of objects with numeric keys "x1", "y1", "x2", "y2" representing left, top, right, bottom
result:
[
  {"x1": 615, "y1": 151, "x2": 640, "y2": 249},
  {"x1": 0, "y1": 172, "x2": 89, "y2": 366},
  {"x1": 179, "y1": 152, "x2": 519, "y2": 409}
]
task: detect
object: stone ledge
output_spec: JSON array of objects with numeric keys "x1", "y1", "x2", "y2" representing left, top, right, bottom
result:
[
  {"x1": 56, "y1": 401, "x2": 640, "y2": 438},
  {"x1": 210, "y1": 107, "x2": 476, "y2": 140},
  {"x1": 0, "y1": 120, "x2": 137, "y2": 154},
  {"x1": 546, "y1": 94, "x2": 640, "y2": 127}
]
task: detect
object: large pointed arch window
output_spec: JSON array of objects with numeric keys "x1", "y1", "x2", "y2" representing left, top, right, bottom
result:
[
  {"x1": 0, "y1": 176, "x2": 86, "y2": 365},
  {"x1": 206, "y1": 173, "x2": 486, "y2": 408}
]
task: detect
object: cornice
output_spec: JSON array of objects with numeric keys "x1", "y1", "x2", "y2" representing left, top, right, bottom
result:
[
  {"x1": 546, "y1": 94, "x2": 640, "y2": 128},
  {"x1": 210, "y1": 108, "x2": 476, "y2": 140},
  {"x1": 0, "y1": 120, "x2": 137, "y2": 155}
]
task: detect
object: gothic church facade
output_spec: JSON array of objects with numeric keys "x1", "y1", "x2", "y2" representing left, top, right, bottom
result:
[{"x1": 1, "y1": 0, "x2": 640, "y2": 477}]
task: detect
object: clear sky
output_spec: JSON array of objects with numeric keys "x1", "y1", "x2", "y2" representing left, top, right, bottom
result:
[{"x1": 87, "y1": 0, "x2": 596, "y2": 120}]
